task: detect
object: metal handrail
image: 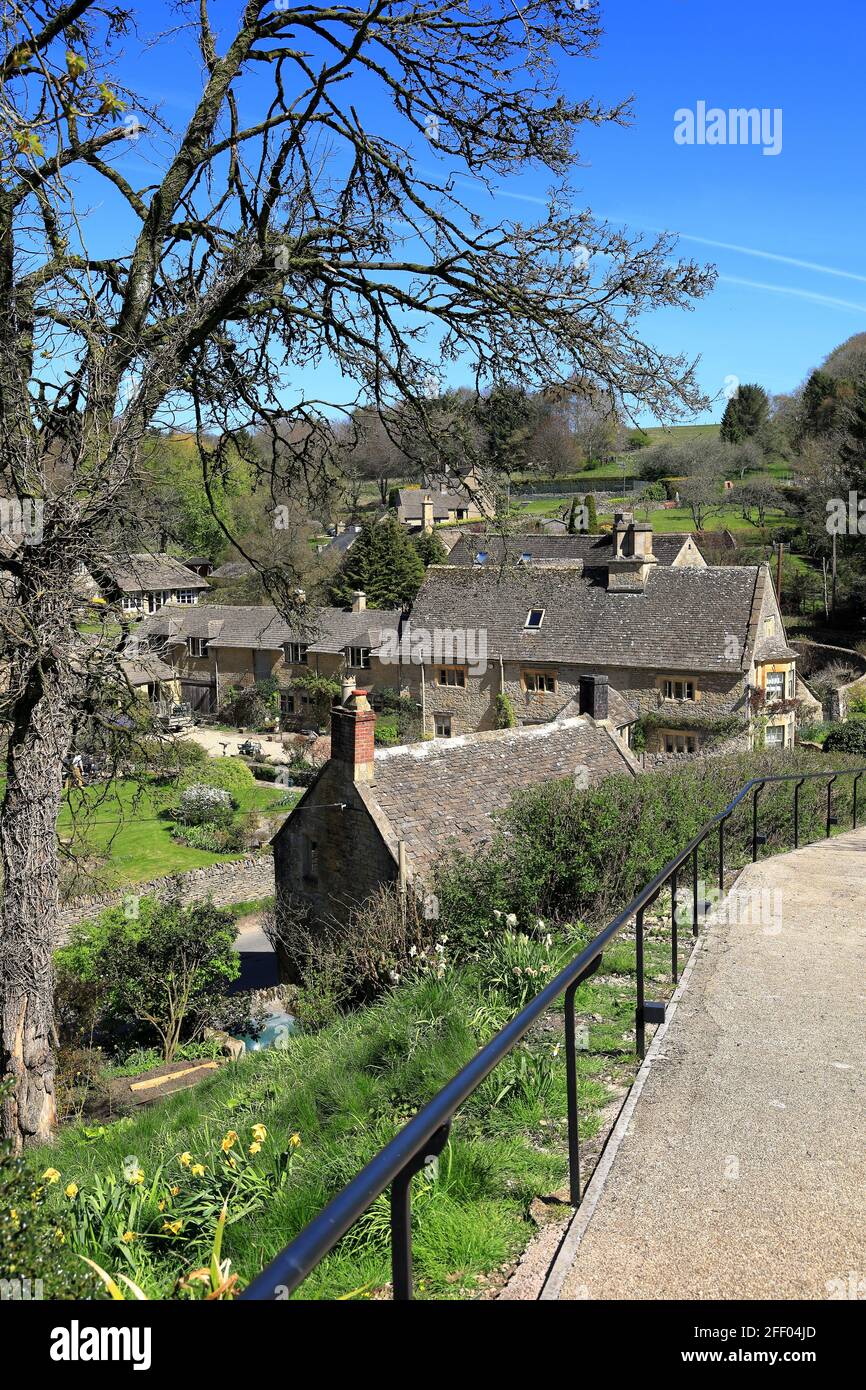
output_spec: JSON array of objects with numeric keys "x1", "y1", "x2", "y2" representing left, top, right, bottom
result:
[{"x1": 240, "y1": 764, "x2": 866, "y2": 1301}]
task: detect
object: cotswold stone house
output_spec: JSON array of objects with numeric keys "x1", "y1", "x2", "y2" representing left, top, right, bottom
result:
[
  {"x1": 445, "y1": 524, "x2": 707, "y2": 570},
  {"x1": 271, "y1": 685, "x2": 639, "y2": 951},
  {"x1": 100, "y1": 553, "x2": 210, "y2": 613},
  {"x1": 405, "y1": 521, "x2": 799, "y2": 754},
  {"x1": 137, "y1": 592, "x2": 404, "y2": 718}
]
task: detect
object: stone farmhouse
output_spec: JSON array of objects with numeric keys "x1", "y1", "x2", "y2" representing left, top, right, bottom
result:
[
  {"x1": 137, "y1": 592, "x2": 405, "y2": 719},
  {"x1": 393, "y1": 464, "x2": 495, "y2": 531},
  {"x1": 100, "y1": 553, "x2": 210, "y2": 614},
  {"x1": 404, "y1": 520, "x2": 800, "y2": 754},
  {"x1": 271, "y1": 685, "x2": 639, "y2": 949},
  {"x1": 446, "y1": 524, "x2": 706, "y2": 570}
]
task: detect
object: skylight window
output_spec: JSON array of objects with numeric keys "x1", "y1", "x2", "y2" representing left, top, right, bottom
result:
[
  {"x1": 518, "y1": 552, "x2": 533, "y2": 565},
  {"x1": 474, "y1": 551, "x2": 488, "y2": 565},
  {"x1": 525, "y1": 608, "x2": 545, "y2": 629}
]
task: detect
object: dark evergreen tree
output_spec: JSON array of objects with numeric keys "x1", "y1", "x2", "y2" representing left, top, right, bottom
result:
[
  {"x1": 413, "y1": 530, "x2": 449, "y2": 568},
  {"x1": 329, "y1": 518, "x2": 426, "y2": 609},
  {"x1": 720, "y1": 383, "x2": 770, "y2": 443}
]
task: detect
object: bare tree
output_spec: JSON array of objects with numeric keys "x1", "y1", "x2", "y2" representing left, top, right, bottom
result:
[{"x1": 0, "y1": 0, "x2": 713, "y2": 1146}]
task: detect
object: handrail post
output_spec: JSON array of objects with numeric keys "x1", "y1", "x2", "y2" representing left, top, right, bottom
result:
[
  {"x1": 564, "y1": 981, "x2": 581, "y2": 1205},
  {"x1": 718, "y1": 818, "x2": 725, "y2": 893},
  {"x1": 855, "y1": 774, "x2": 862, "y2": 829},
  {"x1": 670, "y1": 870, "x2": 678, "y2": 984},
  {"x1": 826, "y1": 775, "x2": 838, "y2": 839},
  {"x1": 390, "y1": 1125, "x2": 450, "y2": 1299},
  {"x1": 752, "y1": 785, "x2": 763, "y2": 861},
  {"x1": 692, "y1": 844, "x2": 699, "y2": 936},
  {"x1": 635, "y1": 908, "x2": 645, "y2": 1059}
]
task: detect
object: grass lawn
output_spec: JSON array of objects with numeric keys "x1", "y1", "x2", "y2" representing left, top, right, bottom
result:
[
  {"x1": 35, "y1": 911, "x2": 681, "y2": 1300},
  {"x1": 58, "y1": 777, "x2": 290, "y2": 891}
]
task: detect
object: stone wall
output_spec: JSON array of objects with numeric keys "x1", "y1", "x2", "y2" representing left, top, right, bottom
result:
[{"x1": 57, "y1": 852, "x2": 276, "y2": 939}]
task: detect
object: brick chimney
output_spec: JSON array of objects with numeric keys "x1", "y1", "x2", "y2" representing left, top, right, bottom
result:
[
  {"x1": 331, "y1": 687, "x2": 376, "y2": 782},
  {"x1": 351, "y1": 589, "x2": 366, "y2": 613},
  {"x1": 578, "y1": 674, "x2": 609, "y2": 722},
  {"x1": 421, "y1": 495, "x2": 435, "y2": 533}
]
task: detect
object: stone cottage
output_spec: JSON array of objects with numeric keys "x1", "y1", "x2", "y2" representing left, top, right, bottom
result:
[
  {"x1": 137, "y1": 592, "x2": 405, "y2": 720},
  {"x1": 445, "y1": 524, "x2": 706, "y2": 569},
  {"x1": 271, "y1": 683, "x2": 639, "y2": 957},
  {"x1": 404, "y1": 520, "x2": 799, "y2": 754}
]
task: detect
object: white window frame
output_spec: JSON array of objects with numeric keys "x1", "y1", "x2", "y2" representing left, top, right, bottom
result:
[
  {"x1": 765, "y1": 724, "x2": 785, "y2": 747},
  {"x1": 434, "y1": 713, "x2": 453, "y2": 738},
  {"x1": 176, "y1": 589, "x2": 197, "y2": 605},
  {"x1": 284, "y1": 642, "x2": 309, "y2": 664},
  {"x1": 187, "y1": 637, "x2": 207, "y2": 658},
  {"x1": 524, "y1": 608, "x2": 545, "y2": 629},
  {"x1": 347, "y1": 645, "x2": 371, "y2": 669},
  {"x1": 662, "y1": 678, "x2": 696, "y2": 702},
  {"x1": 765, "y1": 670, "x2": 785, "y2": 701}
]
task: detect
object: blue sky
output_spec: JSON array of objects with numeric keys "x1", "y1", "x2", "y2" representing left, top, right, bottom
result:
[{"x1": 100, "y1": 0, "x2": 864, "y2": 425}]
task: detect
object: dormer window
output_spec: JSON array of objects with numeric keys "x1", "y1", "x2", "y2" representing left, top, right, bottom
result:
[
  {"x1": 347, "y1": 646, "x2": 371, "y2": 669},
  {"x1": 284, "y1": 642, "x2": 308, "y2": 664},
  {"x1": 525, "y1": 608, "x2": 545, "y2": 629},
  {"x1": 187, "y1": 637, "x2": 207, "y2": 658}
]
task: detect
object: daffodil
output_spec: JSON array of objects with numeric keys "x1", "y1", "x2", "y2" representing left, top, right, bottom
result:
[
  {"x1": 191, "y1": 1163, "x2": 205, "y2": 1177},
  {"x1": 161, "y1": 1220, "x2": 182, "y2": 1235},
  {"x1": 179, "y1": 1151, "x2": 192, "y2": 1167},
  {"x1": 128, "y1": 1167, "x2": 145, "y2": 1186},
  {"x1": 170, "y1": 1185, "x2": 180, "y2": 1196},
  {"x1": 289, "y1": 1133, "x2": 301, "y2": 1149},
  {"x1": 248, "y1": 1141, "x2": 261, "y2": 1155},
  {"x1": 42, "y1": 1168, "x2": 61, "y2": 1184},
  {"x1": 158, "y1": 1200, "x2": 166, "y2": 1212},
  {"x1": 221, "y1": 1130, "x2": 238, "y2": 1153},
  {"x1": 121, "y1": 1231, "x2": 136, "y2": 1244},
  {"x1": 64, "y1": 1183, "x2": 78, "y2": 1199},
  {"x1": 54, "y1": 1228, "x2": 65, "y2": 1244},
  {"x1": 251, "y1": 1123, "x2": 267, "y2": 1143}
]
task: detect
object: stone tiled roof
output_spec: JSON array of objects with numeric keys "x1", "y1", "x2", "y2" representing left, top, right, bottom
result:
[
  {"x1": 357, "y1": 716, "x2": 638, "y2": 881},
  {"x1": 397, "y1": 488, "x2": 463, "y2": 520},
  {"x1": 105, "y1": 553, "x2": 210, "y2": 593},
  {"x1": 446, "y1": 532, "x2": 695, "y2": 568},
  {"x1": 139, "y1": 603, "x2": 401, "y2": 654},
  {"x1": 120, "y1": 654, "x2": 176, "y2": 685},
  {"x1": 408, "y1": 563, "x2": 765, "y2": 673}
]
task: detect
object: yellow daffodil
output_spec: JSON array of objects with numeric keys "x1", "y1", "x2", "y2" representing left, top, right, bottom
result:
[
  {"x1": 248, "y1": 1141, "x2": 261, "y2": 1155},
  {"x1": 128, "y1": 1167, "x2": 144, "y2": 1186},
  {"x1": 54, "y1": 1227, "x2": 65, "y2": 1244},
  {"x1": 179, "y1": 1152, "x2": 192, "y2": 1167},
  {"x1": 191, "y1": 1163, "x2": 205, "y2": 1177},
  {"x1": 251, "y1": 1124, "x2": 267, "y2": 1143},
  {"x1": 121, "y1": 1231, "x2": 136, "y2": 1244},
  {"x1": 158, "y1": 1200, "x2": 166, "y2": 1212},
  {"x1": 42, "y1": 1168, "x2": 61, "y2": 1184},
  {"x1": 226, "y1": 1155, "x2": 237, "y2": 1170},
  {"x1": 289, "y1": 1133, "x2": 301, "y2": 1149},
  {"x1": 10, "y1": 1209, "x2": 18, "y2": 1225},
  {"x1": 221, "y1": 1131, "x2": 238, "y2": 1153},
  {"x1": 64, "y1": 1183, "x2": 78, "y2": 1199},
  {"x1": 170, "y1": 1185, "x2": 180, "y2": 1196},
  {"x1": 162, "y1": 1220, "x2": 182, "y2": 1235}
]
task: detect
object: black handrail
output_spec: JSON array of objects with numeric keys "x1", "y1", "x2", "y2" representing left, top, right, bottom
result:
[{"x1": 240, "y1": 765, "x2": 866, "y2": 1301}]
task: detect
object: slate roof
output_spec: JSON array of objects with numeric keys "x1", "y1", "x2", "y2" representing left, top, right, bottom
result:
[
  {"x1": 397, "y1": 488, "x2": 463, "y2": 520},
  {"x1": 325, "y1": 526, "x2": 362, "y2": 554},
  {"x1": 120, "y1": 654, "x2": 176, "y2": 685},
  {"x1": 105, "y1": 553, "x2": 210, "y2": 593},
  {"x1": 446, "y1": 532, "x2": 696, "y2": 568},
  {"x1": 356, "y1": 716, "x2": 639, "y2": 881},
  {"x1": 408, "y1": 563, "x2": 765, "y2": 673},
  {"x1": 138, "y1": 603, "x2": 401, "y2": 655}
]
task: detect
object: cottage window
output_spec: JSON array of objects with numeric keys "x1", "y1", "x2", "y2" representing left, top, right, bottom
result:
[
  {"x1": 176, "y1": 589, "x2": 197, "y2": 605},
  {"x1": 765, "y1": 724, "x2": 785, "y2": 748},
  {"x1": 763, "y1": 616, "x2": 775, "y2": 637},
  {"x1": 525, "y1": 608, "x2": 545, "y2": 629},
  {"x1": 435, "y1": 666, "x2": 466, "y2": 687},
  {"x1": 284, "y1": 642, "x2": 309, "y2": 664},
  {"x1": 662, "y1": 678, "x2": 696, "y2": 701},
  {"x1": 765, "y1": 670, "x2": 785, "y2": 701},
  {"x1": 303, "y1": 836, "x2": 319, "y2": 882},
  {"x1": 347, "y1": 646, "x2": 371, "y2": 669},
  {"x1": 787, "y1": 668, "x2": 796, "y2": 698},
  {"x1": 187, "y1": 637, "x2": 207, "y2": 658},
  {"x1": 523, "y1": 669, "x2": 557, "y2": 694},
  {"x1": 664, "y1": 732, "x2": 696, "y2": 754},
  {"x1": 434, "y1": 714, "x2": 452, "y2": 738},
  {"x1": 280, "y1": 691, "x2": 295, "y2": 716}
]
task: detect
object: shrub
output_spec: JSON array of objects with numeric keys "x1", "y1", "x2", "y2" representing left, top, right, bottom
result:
[
  {"x1": 58, "y1": 897, "x2": 250, "y2": 1061},
  {"x1": 137, "y1": 736, "x2": 208, "y2": 782},
  {"x1": 824, "y1": 721, "x2": 866, "y2": 755},
  {"x1": 180, "y1": 755, "x2": 254, "y2": 801},
  {"x1": 0, "y1": 1139, "x2": 102, "y2": 1297},
  {"x1": 495, "y1": 693, "x2": 517, "y2": 729},
  {"x1": 170, "y1": 821, "x2": 249, "y2": 853},
  {"x1": 176, "y1": 784, "x2": 235, "y2": 826}
]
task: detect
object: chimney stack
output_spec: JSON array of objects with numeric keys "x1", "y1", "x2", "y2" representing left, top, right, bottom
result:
[
  {"x1": 579, "y1": 674, "x2": 609, "y2": 722},
  {"x1": 331, "y1": 687, "x2": 376, "y2": 782},
  {"x1": 351, "y1": 590, "x2": 366, "y2": 613},
  {"x1": 421, "y1": 495, "x2": 435, "y2": 533},
  {"x1": 606, "y1": 521, "x2": 656, "y2": 591}
]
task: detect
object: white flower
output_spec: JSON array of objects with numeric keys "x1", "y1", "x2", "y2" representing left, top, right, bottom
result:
[
  {"x1": 492, "y1": 910, "x2": 502, "y2": 921},
  {"x1": 536, "y1": 918, "x2": 546, "y2": 931},
  {"x1": 505, "y1": 913, "x2": 518, "y2": 928},
  {"x1": 408, "y1": 945, "x2": 417, "y2": 957}
]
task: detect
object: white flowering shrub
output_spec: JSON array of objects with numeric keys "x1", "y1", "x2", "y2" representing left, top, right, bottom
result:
[{"x1": 176, "y1": 783, "x2": 234, "y2": 827}]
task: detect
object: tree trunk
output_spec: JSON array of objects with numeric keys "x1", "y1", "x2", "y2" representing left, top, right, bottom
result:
[{"x1": 0, "y1": 660, "x2": 72, "y2": 1149}]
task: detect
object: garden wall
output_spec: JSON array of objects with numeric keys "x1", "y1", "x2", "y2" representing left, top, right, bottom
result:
[{"x1": 56, "y1": 852, "x2": 275, "y2": 940}]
